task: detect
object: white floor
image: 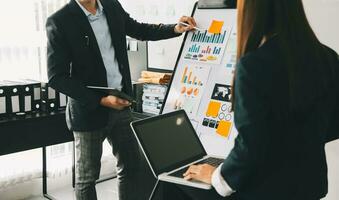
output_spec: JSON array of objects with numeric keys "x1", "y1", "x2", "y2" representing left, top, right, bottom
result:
[{"x1": 25, "y1": 178, "x2": 118, "y2": 200}]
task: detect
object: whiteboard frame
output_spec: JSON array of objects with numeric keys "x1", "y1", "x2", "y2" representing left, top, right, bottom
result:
[
  {"x1": 160, "y1": 2, "x2": 198, "y2": 113},
  {"x1": 145, "y1": 3, "x2": 198, "y2": 73}
]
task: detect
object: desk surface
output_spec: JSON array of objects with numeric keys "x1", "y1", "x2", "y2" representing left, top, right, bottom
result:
[
  {"x1": 0, "y1": 111, "x2": 154, "y2": 156},
  {"x1": 0, "y1": 110, "x2": 73, "y2": 156}
]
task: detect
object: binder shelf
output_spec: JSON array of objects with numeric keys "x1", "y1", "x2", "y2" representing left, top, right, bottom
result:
[{"x1": 0, "y1": 80, "x2": 67, "y2": 120}]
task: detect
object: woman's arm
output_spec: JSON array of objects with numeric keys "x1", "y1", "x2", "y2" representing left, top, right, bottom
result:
[
  {"x1": 327, "y1": 100, "x2": 339, "y2": 142},
  {"x1": 326, "y1": 55, "x2": 339, "y2": 142},
  {"x1": 220, "y1": 55, "x2": 272, "y2": 191}
]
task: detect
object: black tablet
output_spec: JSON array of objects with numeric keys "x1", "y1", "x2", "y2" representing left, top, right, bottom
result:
[{"x1": 87, "y1": 86, "x2": 137, "y2": 103}]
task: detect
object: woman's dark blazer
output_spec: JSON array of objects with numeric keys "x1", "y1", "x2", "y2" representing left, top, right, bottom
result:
[{"x1": 222, "y1": 37, "x2": 339, "y2": 200}]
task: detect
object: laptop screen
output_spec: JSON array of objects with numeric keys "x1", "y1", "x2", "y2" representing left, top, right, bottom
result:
[{"x1": 132, "y1": 110, "x2": 206, "y2": 175}]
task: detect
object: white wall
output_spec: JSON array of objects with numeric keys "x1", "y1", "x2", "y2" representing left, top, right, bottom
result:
[
  {"x1": 303, "y1": 1, "x2": 339, "y2": 200},
  {"x1": 120, "y1": 0, "x2": 196, "y2": 71},
  {"x1": 303, "y1": 0, "x2": 339, "y2": 52}
]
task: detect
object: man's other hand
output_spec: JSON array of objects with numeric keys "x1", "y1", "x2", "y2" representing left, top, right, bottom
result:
[
  {"x1": 100, "y1": 95, "x2": 131, "y2": 110},
  {"x1": 174, "y1": 16, "x2": 197, "y2": 33}
]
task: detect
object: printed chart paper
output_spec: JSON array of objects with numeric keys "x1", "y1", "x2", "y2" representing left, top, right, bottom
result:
[
  {"x1": 162, "y1": 65, "x2": 211, "y2": 119},
  {"x1": 183, "y1": 27, "x2": 230, "y2": 65},
  {"x1": 224, "y1": 28, "x2": 237, "y2": 69},
  {"x1": 198, "y1": 83, "x2": 234, "y2": 139}
]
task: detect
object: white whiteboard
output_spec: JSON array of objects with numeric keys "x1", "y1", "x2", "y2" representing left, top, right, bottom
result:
[
  {"x1": 162, "y1": 5, "x2": 238, "y2": 157},
  {"x1": 146, "y1": 0, "x2": 196, "y2": 71}
]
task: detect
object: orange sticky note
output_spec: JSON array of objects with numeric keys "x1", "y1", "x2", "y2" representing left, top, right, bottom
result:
[
  {"x1": 216, "y1": 120, "x2": 232, "y2": 138},
  {"x1": 206, "y1": 101, "x2": 221, "y2": 118},
  {"x1": 208, "y1": 20, "x2": 224, "y2": 34}
]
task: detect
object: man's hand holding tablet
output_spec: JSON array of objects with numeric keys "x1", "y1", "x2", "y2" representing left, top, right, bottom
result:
[
  {"x1": 100, "y1": 95, "x2": 131, "y2": 110},
  {"x1": 87, "y1": 86, "x2": 136, "y2": 110}
]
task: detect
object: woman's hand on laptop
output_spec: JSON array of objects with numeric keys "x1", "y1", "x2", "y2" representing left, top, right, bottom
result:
[
  {"x1": 100, "y1": 95, "x2": 131, "y2": 110},
  {"x1": 183, "y1": 164, "x2": 216, "y2": 184}
]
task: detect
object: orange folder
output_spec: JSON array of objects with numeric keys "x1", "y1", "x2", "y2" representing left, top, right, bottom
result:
[
  {"x1": 216, "y1": 120, "x2": 232, "y2": 138},
  {"x1": 208, "y1": 20, "x2": 224, "y2": 34},
  {"x1": 206, "y1": 101, "x2": 221, "y2": 118}
]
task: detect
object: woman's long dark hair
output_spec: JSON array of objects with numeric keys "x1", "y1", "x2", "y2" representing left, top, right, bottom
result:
[{"x1": 232, "y1": 0, "x2": 336, "y2": 111}]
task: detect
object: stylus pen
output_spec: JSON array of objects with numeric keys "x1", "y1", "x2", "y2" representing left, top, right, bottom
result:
[{"x1": 179, "y1": 22, "x2": 203, "y2": 31}]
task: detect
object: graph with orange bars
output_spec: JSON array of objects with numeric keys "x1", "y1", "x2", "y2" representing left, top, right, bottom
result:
[
  {"x1": 181, "y1": 66, "x2": 205, "y2": 86},
  {"x1": 162, "y1": 65, "x2": 211, "y2": 118}
]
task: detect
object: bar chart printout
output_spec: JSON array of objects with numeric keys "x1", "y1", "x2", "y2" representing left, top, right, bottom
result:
[
  {"x1": 181, "y1": 66, "x2": 205, "y2": 86},
  {"x1": 162, "y1": 65, "x2": 211, "y2": 118},
  {"x1": 191, "y1": 30, "x2": 227, "y2": 43},
  {"x1": 184, "y1": 29, "x2": 229, "y2": 64}
]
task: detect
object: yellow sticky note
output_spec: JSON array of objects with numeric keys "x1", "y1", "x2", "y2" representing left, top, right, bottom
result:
[
  {"x1": 206, "y1": 101, "x2": 221, "y2": 118},
  {"x1": 208, "y1": 20, "x2": 224, "y2": 34},
  {"x1": 216, "y1": 120, "x2": 232, "y2": 138}
]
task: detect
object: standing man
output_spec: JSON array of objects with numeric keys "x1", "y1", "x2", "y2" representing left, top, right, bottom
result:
[{"x1": 46, "y1": 0, "x2": 196, "y2": 199}]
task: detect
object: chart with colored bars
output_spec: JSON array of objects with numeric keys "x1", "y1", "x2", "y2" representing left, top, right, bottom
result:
[
  {"x1": 188, "y1": 44, "x2": 222, "y2": 55},
  {"x1": 163, "y1": 65, "x2": 211, "y2": 118},
  {"x1": 181, "y1": 66, "x2": 204, "y2": 86},
  {"x1": 191, "y1": 30, "x2": 227, "y2": 44},
  {"x1": 224, "y1": 28, "x2": 237, "y2": 69},
  {"x1": 184, "y1": 29, "x2": 229, "y2": 64}
]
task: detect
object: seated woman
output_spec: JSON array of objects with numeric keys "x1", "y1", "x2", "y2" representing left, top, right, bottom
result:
[{"x1": 163, "y1": 0, "x2": 339, "y2": 199}]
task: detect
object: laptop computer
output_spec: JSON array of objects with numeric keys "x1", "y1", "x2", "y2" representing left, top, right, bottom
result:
[{"x1": 130, "y1": 110, "x2": 224, "y2": 190}]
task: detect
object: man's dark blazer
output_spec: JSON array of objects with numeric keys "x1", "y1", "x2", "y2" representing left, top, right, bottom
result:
[
  {"x1": 221, "y1": 38, "x2": 339, "y2": 200},
  {"x1": 46, "y1": 0, "x2": 180, "y2": 131}
]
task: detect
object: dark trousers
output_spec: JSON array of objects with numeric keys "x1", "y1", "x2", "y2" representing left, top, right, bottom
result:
[
  {"x1": 73, "y1": 109, "x2": 142, "y2": 200},
  {"x1": 160, "y1": 182, "x2": 322, "y2": 200},
  {"x1": 161, "y1": 182, "x2": 235, "y2": 200}
]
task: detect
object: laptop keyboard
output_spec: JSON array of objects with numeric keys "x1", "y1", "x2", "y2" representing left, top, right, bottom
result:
[{"x1": 170, "y1": 157, "x2": 224, "y2": 178}]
